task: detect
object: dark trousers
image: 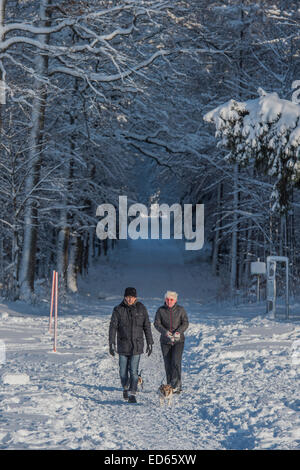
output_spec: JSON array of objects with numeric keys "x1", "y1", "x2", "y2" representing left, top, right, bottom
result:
[
  {"x1": 119, "y1": 354, "x2": 141, "y2": 395},
  {"x1": 161, "y1": 341, "x2": 184, "y2": 390}
]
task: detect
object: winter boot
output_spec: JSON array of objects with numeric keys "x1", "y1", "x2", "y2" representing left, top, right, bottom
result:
[
  {"x1": 123, "y1": 389, "x2": 129, "y2": 400},
  {"x1": 128, "y1": 395, "x2": 137, "y2": 403}
]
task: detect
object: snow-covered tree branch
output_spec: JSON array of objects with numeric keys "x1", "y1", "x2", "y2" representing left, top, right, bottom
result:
[{"x1": 204, "y1": 88, "x2": 300, "y2": 212}]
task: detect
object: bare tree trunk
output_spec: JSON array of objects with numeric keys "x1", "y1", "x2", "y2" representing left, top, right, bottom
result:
[
  {"x1": 0, "y1": 9, "x2": 9, "y2": 303},
  {"x1": 0, "y1": 0, "x2": 7, "y2": 159},
  {"x1": 57, "y1": 219, "x2": 69, "y2": 291},
  {"x1": 12, "y1": 186, "x2": 20, "y2": 299},
  {"x1": 230, "y1": 2, "x2": 245, "y2": 296},
  {"x1": 288, "y1": 190, "x2": 295, "y2": 296},
  {"x1": 19, "y1": 0, "x2": 51, "y2": 300},
  {"x1": 230, "y1": 163, "x2": 239, "y2": 293},
  {"x1": 244, "y1": 224, "x2": 253, "y2": 291},
  {"x1": 0, "y1": 0, "x2": 6, "y2": 117},
  {"x1": 57, "y1": 152, "x2": 72, "y2": 291},
  {"x1": 269, "y1": 186, "x2": 274, "y2": 256},
  {"x1": 0, "y1": 237, "x2": 3, "y2": 288},
  {"x1": 67, "y1": 233, "x2": 81, "y2": 293},
  {"x1": 279, "y1": 214, "x2": 286, "y2": 257},
  {"x1": 83, "y1": 232, "x2": 89, "y2": 275},
  {"x1": 88, "y1": 228, "x2": 95, "y2": 267},
  {"x1": 212, "y1": 181, "x2": 223, "y2": 276}
]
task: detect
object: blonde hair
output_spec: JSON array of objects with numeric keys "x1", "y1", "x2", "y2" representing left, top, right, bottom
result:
[{"x1": 165, "y1": 291, "x2": 178, "y2": 300}]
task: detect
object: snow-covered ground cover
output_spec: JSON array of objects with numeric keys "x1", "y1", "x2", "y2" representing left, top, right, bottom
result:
[{"x1": 0, "y1": 239, "x2": 299, "y2": 450}]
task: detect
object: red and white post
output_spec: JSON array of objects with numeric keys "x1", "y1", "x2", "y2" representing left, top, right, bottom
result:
[
  {"x1": 49, "y1": 270, "x2": 58, "y2": 352},
  {"x1": 54, "y1": 271, "x2": 58, "y2": 352},
  {"x1": 49, "y1": 270, "x2": 56, "y2": 334}
]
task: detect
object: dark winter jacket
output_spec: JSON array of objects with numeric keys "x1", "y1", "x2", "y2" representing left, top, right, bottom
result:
[
  {"x1": 154, "y1": 303, "x2": 189, "y2": 344},
  {"x1": 109, "y1": 300, "x2": 154, "y2": 355}
]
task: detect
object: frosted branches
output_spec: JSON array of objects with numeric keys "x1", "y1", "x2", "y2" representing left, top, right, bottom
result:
[{"x1": 0, "y1": 0, "x2": 172, "y2": 91}]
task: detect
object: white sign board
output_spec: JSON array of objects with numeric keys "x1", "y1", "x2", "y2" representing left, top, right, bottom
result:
[{"x1": 251, "y1": 261, "x2": 266, "y2": 275}]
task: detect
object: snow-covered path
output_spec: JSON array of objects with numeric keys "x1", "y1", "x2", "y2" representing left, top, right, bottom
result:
[{"x1": 0, "y1": 239, "x2": 299, "y2": 449}]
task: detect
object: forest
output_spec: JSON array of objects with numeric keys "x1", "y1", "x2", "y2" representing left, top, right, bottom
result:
[{"x1": 0, "y1": 0, "x2": 300, "y2": 303}]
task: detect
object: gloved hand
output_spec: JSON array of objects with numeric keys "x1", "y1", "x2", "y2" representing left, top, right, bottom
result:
[
  {"x1": 166, "y1": 331, "x2": 175, "y2": 343},
  {"x1": 109, "y1": 344, "x2": 115, "y2": 357},
  {"x1": 174, "y1": 332, "x2": 180, "y2": 341},
  {"x1": 146, "y1": 344, "x2": 153, "y2": 357}
]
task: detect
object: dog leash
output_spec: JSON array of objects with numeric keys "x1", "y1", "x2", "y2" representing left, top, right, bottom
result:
[{"x1": 160, "y1": 374, "x2": 167, "y2": 385}]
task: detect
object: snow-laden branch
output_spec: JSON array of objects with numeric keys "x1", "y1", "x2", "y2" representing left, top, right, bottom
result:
[
  {"x1": 0, "y1": 35, "x2": 63, "y2": 53},
  {"x1": 0, "y1": 1, "x2": 175, "y2": 90},
  {"x1": 0, "y1": 18, "x2": 137, "y2": 50},
  {"x1": 0, "y1": 17, "x2": 75, "y2": 36},
  {"x1": 49, "y1": 49, "x2": 173, "y2": 82},
  {"x1": 0, "y1": 1, "x2": 170, "y2": 36},
  {"x1": 76, "y1": 22, "x2": 136, "y2": 43}
]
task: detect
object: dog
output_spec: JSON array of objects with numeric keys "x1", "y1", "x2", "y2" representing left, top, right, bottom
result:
[
  {"x1": 137, "y1": 370, "x2": 143, "y2": 391},
  {"x1": 158, "y1": 384, "x2": 173, "y2": 406}
]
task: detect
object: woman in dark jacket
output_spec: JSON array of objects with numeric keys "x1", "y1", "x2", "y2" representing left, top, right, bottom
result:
[{"x1": 154, "y1": 291, "x2": 189, "y2": 394}]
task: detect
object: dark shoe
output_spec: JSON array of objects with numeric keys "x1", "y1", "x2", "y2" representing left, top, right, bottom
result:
[
  {"x1": 172, "y1": 387, "x2": 182, "y2": 394},
  {"x1": 123, "y1": 390, "x2": 129, "y2": 400},
  {"x1": 128, "y1": 395, "x2": 137, "y2": 403}
]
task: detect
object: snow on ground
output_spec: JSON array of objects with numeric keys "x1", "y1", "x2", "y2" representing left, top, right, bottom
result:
[{"x1": 0, "y1": 239, "x2": 299, "y2": 450}]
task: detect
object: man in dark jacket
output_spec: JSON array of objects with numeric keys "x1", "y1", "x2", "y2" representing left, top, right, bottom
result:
[
  {"x1": 154, "y1": 290, "x2": 189, "y2": 393},
  {"x1": 109, "y1": 287, "x2": 153, "y2": 403}
]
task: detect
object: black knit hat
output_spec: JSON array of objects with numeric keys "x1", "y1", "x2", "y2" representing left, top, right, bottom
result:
[{"x1": 124, "y1": 287, "x2": 137, "y2": 297}]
